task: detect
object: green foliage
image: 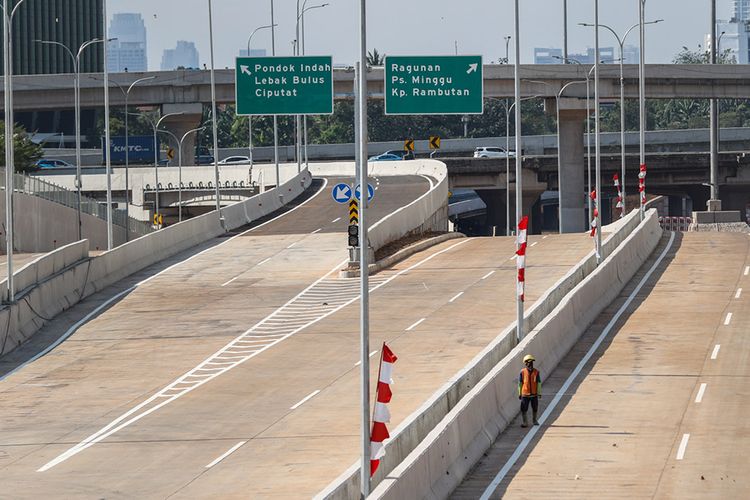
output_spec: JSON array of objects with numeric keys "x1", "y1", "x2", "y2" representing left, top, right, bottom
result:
[{"x1": 0, "y1": 122, "x2": 43, "y2": 174}]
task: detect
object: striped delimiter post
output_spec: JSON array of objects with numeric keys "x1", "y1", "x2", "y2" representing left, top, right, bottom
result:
[
  {"x1": 370, "y1": 343, "x2": 398, "y2": 476},
  {"x1": 516, "y1": 216, "x2": 529, "y2": 302}
]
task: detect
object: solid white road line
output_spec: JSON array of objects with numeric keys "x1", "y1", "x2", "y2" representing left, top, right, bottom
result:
[
  {"x1": 287, "y1": 242, "x2": 298, "y2": 249},
  {"x1": 4, "y1": 178, "x2": 330, "y2": 384},
  {"x1": 406, "y1": 318, "x2": 426, "y2": 331},
  {"x1": 724, "y1": 312, "x2": 733, "y2": 326},
  {"x1": 481, "y1": 270, "x2": 495, "y2": 280},
  {"x1": 205, "y1": 441, "x2": 246, "y2": 468},
  {"x1": 676, "y1": 434, "x2": 690, "y2": 460},
  {"x1": 354, "y1": 350, "x2": 378, "y2": 367},
  {"x1": 737, "y1": 288, "x2": 743, "y2": 299},
  {"x1": 449, "y1": 291, "x2": 464, "y2": 303},
  {"x1": 479, "y1": 231, "x2": 676, "y2": 500},
  {"x1": 257, "y1": 257, "x2": 271, "y2": 266},
  {"x1": 695, "y1": 383, "x2": 707, "y2": 403},
  {"x1": 711, "y1": 344, "x2": 721, "y2": 360},
  {"x1": 331, "y1": 217, "x2": 341, "y2": 223},
  {"x1": 290, "y1": 390, "x2": 320, "y2": 410}
]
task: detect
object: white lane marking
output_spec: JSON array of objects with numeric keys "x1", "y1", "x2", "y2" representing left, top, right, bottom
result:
[
  {"x1": 509, "y1": 255, "x2": 517, "y2": 261},
  {"x1": 711, "y1": 344, "x2": 721, "y2": 360},
  {"x1": 449, "y1": 291, "x2": 464, "y2": 303},
  {"x1": 736, "y1": 288, "x2": 743, "y2": 299},
  {"x1": 290, "y1": 390, "x2": 321, "y2": 410},
  {"x1": 479, "y1": 231, "x2": 676, "y2": 500},
  {"x1": 406, "y1": 318, "x2": 426, "y2": 331},
  {"x1": 724, "y1": 312, "x2": 733, "y2": 326},
  {"x1": 676, "y1": 434, "x2": 690, "y2": 460},
  {"x1": 354, "y1": 351, "x2": 378, "y2": 367},
  {"x1": 258, "y1": 257, "x2": 271, "y2": 266},
  {"x1": 4, "y1": 178, "x2": 330, "y2": 384},
  {"x1": 331, "y1": 217, "x2": 341, "y2": 223},
  {"x1": 287, "y1": 242, "x2": 298, "y2": 249},
  {"x1": 695, "y1": 383, "x2": 707, "y2": 403},
  {"x1": 745, "y1": 265, "x2": 749, "y2": 276},
  {"x1": 205, "y1": 441, "x2": 246, "y2": 469},
  {"x1": 481, "y1": 270, "x2": 495, "y2": 280},
  {"x1": 221, "y1": 275, "x2": 241, "y2": 287},
  {"x1": 530, "y1": 241, "x2": 538, "y2": 247},
  {"x1": 542, "y1": 235, "x2": 549, "y2": 239},
  {"x1": 419, "y1": 174, "x2": 436, "y2": 189},
  {"x1": 311, "y1": 228, "x2": 322, "y2": 234},
  {"x1": 39, "y1": 237, "x2": 471, "y2": 472}
]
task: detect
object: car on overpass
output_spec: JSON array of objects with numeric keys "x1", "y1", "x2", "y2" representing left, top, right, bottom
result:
[
  {"x1": 218, "y1": 155, "x2": 251, "y2": 165},
  {"x1": 369, "y1": 150, "x2": 415, "y2": 161},
  {"x1": 473, "y1": 146, "x2": 515, "y2": 159},
  {"x1": 34, "y1": 158, "x2": 75, "y2": 170}
]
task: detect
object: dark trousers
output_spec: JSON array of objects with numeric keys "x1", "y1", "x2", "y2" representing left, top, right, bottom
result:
[{"x1": 520, "y1": 396, "x2": 539, "y2": 413}]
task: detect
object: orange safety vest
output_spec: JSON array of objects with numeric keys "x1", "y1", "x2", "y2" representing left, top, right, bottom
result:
[{"x1": 520, "y1": 368, "x2": 540, "y2": 397}]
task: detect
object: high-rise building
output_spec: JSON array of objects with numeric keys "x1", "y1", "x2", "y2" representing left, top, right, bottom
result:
[
  {"x1": 0, "y1": 0, "x2": 104, "y2": 76},
  {"x1": 734, "y1": 0, "x2": 750, "y2": 21},
  {"x1": 161, "y1": 41, "x2": 200, "y2": 70},
  {"x1": 107, "y1": 13, "x2": 147, "y2": 73},
  {"x1": 534, "y1": 47, "x2": 616, "y2": 65},
  {"x1": 534, "y1": 48, "x2": 563, "y2": 64},
  {"x1": 707, "y1": 20, "x2": 750, "y2": 63},
  {"x1": 622, "y1": 45, "x2": 640, "y2": 64}
]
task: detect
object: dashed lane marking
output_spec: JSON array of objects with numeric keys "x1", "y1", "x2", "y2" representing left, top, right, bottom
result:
[
  {"x1": 354, "y1": 350, "x2": 378, "y2": 367},
  {"x1": 311, "y1": 228, "x2": 322, "y2": 234},
  {"x1": 290, "y1": 390, "x2": 320, "y2": 410},
  {"x1": 205, "y1": 441, "x2": 246, "y2": 469},
  {"x1": 449, "y1": 292, "x2": 463, "y2": 303},
  {"x1": 695, "y1": 383, "x2": 707, "y2": 403},
  {"x1": 331, "y1": 217, "x2": 341, "y2": 223},
  {"x1": 530, "y1": 242, "x2": 538, "y2": 247},
  {"x1": 481, "y1": 270, "x2": 495, "y2": 280},
  {"x1": 724, "y1": 312, "x2": 733, "y2": 326},
  {"x1": 711, "y1": 344, "x2": 721, "y2": 360},
  {"x1": 676, "y1": 434, "x2": 690, "y2": 460},
  {"x1": 737, "y1": 288, "x2": 743, "y2": 299},
  {"x1": 406, "y1": 318, "x2": 426, "y2": 331},
  {"x1": 745, "y1": 266, "x2": 749, "y2": 276}
]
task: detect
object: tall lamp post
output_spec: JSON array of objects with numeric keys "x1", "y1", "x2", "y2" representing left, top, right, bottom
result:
[
  {"x1": 638, "y1": 0, "x2": 648, "y2": 220},
  {"x1": 2, "y1": 0, "x2": 31, "y2": 303},
  {"x1": 159, "y1": 125, "x2": 206, "y2": 222},
  {"x1": 579, "y1": 19, "x2": 662, "y2": 217},
  {"x1": 270, "y1": 0, "x2": 280, "y2": 188},
  {"x1": 246, "y1": 24, "x2": 276, "y2": 172},
  {"x1": 35, "y1": 37, "x2": 105, "y2": 242},
  {"x1": 298, "y1": 1, "x2": 329, "y2": 170},
  {"x1": 513, "y1": 0, "x2": 523, "y2": 342},
  {"x1": 207, "y1": 0, "x2": 223, "y2": 222},
  {"x1": 142, "y1": 111, "x2": 184, "y2": 226},
  {"x1": 709, "y1": 0, "x2": 719, "y2": 209}
]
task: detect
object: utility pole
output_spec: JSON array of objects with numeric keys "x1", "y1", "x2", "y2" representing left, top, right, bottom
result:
[{"x1": 709, "y1": 0, "x2": 720, "y2": 209}]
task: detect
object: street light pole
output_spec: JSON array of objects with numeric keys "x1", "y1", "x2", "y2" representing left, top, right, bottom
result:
[
  {"x1": 103, "y1": 0, "x2": 113, "y2": 250},
  {"x1": 146, "y1": 112, "x2": 184, "y2": 226},
  {"x1": 513, "y1": 0, "x2": 523, "y2": 342},
  {"x1": 207, "y1": 0, "x2": 222, "y2": 221},
  {"x1": 563, "y1": 0, "x2": 568, "y2": 61},
  {"x1": 709, "y1": 0, "x2": 719, "y2": 208},
  {"x1": 504, "y1": 35, "x2": 511, "y2": 64},
  {"x1": 246, "y1": 24, "x2": 276, "y2": 173},
  {"x1": 271, "y1": 0, "x2": 280, "y2": 187},
  {"x1": 299, "y1": 2, "x2": 329, "y2": 171},
  {"x1": 638, "y1": 0, "x2": 647, "y2": 220},
  {"x1": 159, "y1": 126, "x2": 205, "y2": 223},
  {"x1": 580, "y1": 20, "x2": 662, "y2": 218},
  {"x1": 594, "y1": 0, "x2": 602, "y2": 263}
]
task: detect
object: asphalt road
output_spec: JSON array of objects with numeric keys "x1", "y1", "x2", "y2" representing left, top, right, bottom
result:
[{"x1": 452, "y1": 232, "x2": 750, "y2": 499}]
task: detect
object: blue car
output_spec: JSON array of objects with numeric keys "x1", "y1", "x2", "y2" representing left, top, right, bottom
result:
[
  {"x1": 368, "y1": 153, "x2": 403, "y2": 161},
  {"x1": 35, "y1": 158, "x2": 75, "y2": 169}
]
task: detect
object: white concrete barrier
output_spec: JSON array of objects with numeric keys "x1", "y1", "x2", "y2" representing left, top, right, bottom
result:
[
  {"x1": 0, "y1": 170, "x2": 312, "y2": 358},
  {"x1": 367, "y1": 210, "x2": 662, "y2": 500},
  {"x1": 316, "y1": 209, "x2": 659, "y2": 499}
]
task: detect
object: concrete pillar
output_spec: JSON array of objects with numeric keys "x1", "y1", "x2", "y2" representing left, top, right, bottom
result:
[
  {"x1": 547, "y1": 97, "x2": 588, "y2": 233},
  {"x1": 161, "y1": 103, "x2": 204, "y2": 167}
]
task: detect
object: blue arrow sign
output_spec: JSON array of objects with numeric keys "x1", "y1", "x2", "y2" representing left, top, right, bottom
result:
[
  {"x1": 355, "y1": 183, "x2": 375, "y2": 202},
  {"x1": 332, "y1": 183, "x2": 353, "y2": 203}
]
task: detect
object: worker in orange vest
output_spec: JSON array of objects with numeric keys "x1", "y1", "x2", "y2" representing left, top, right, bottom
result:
[{"x1": 518, "y1": 354, "x2": 542, "y2": 427}]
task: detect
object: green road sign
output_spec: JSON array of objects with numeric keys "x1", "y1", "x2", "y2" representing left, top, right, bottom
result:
[
  {"x1": 384, "y1": 55, "x2": 483, "y2": 115},
  {"x1": 235, "y1": 56, "x2": 333, "y2": 116}
]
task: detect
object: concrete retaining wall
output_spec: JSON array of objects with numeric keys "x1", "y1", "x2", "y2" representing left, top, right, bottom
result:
[
  {"x1": 316, "y1": 209, "x2": 656, "y2": 499},
  {"x1": 368, "y1": 210, "x2": 662, "y2": 499},
  {"x1": 0, "y1": 170, "x2": 312, "y2": 358},
  {"x1": 309, "y1": 160, "x2": 449, "y2": 252}
]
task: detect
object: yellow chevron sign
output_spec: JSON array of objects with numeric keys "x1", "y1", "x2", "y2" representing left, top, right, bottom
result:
[
  {"x1": 404, "y1": 139, "x2": 415, "y2": 152},
  {"x1": 429, "y1": 136, "x2": 440, "y2": 149},
  {"x1": 349, "y1": 199, "x2": 359, "y2": 224}
]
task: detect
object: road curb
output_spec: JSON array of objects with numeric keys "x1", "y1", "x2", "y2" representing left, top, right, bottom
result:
[{"x1": 339, "y1": 232, "x2": 466, "y2": 278}]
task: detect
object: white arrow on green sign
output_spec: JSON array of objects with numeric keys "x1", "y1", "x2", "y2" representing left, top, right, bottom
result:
[
  {"x1": 235, "y1": 55, "x2": 334, "y2": 116},
  {"x1": 384, "y1": 55, "x2": 483, "y2": 115}
]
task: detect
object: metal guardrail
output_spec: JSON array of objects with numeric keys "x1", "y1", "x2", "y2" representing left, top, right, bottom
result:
[{"x1": 1, "y1": 168, "x2": 153, "y2": 236}]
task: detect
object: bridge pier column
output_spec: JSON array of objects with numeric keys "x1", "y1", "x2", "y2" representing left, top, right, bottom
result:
[
  {"x1": 161, "y1": 103, "x2": 204, "y2": 167},
  {"x1": 547, "y1": 97, "x2": 589, "y2": 233}
]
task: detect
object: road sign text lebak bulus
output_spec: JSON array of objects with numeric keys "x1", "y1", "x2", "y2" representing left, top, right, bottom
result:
[{"x1": 235, "y1": 56, "x2": 334, "y2": 116}]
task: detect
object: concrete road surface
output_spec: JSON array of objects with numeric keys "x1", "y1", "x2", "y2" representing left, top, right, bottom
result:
[
  {"x1": 0, "y1": 175, "x2": 596, "y2": 498},
  {"x1": 453, "y1": 232, "x2": 750, "y2": 499}
]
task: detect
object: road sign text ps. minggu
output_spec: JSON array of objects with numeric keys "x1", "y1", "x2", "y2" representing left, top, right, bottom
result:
[
  {"x1": 385, "y1": 55, "x2": 483, "y2": 115},
  {"x1": 235, "y1": 56, "x2": 334, "y2": 116}
]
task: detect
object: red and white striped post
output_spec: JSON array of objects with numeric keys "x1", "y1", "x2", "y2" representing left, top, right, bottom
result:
[
  {"x1": 613, "y1": 173, "x2": 624, "y2": 218},
  {"x1": 638, "y1": 164, "x2": 647, "y2": 219},
  {"x1": 370, "y1": 343, "x2": 397, "y2": 477},
  {"x1": 515, "y1": 216, "x2": 528, "y2": 342},
  {"x1": 590, "y1": 189, "x2": 600, "y2": 259}
]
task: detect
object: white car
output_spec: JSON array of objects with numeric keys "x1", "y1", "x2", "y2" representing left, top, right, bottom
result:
[
  {"x1": 473, "y1": 147, "x2": 516, "y2": 159},
  {"x1": 217, "y1": 155, "x2": 251, "y2": 165}
]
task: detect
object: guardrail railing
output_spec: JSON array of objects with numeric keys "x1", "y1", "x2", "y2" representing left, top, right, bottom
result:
[{"x1": 1, "y1": 168, "x2": 153, "y2": 236}]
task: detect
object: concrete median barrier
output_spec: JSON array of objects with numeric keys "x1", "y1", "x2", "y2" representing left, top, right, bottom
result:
[
  {"x1": 0, "y1": 170, "x2": 312, "y2": 358},
  {"x1": 365, "y1": 210, "x2": 662, "y2": 500},
  {"x1": 317, "y1": 209, "x2": 661, "y2": 499}
]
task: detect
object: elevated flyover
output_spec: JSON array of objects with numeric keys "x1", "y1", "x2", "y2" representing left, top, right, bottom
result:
[{"x1": 452, "y1": 231, "x2": 750, "y2": 498}]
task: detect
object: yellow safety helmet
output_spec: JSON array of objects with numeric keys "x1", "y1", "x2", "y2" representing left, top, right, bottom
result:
[{"x1": 523, "y1": 354, "x2": 535, "y2": 363}]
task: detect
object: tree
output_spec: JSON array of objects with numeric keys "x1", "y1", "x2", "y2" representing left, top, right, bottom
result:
[
  {"x1": 367, "y1": 49, "x2": 385, "y2": 67},
  {"x1": 0, "y1": 122, "x2": 43, "y2": 174}
]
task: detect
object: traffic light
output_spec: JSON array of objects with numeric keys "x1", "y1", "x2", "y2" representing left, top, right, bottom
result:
[{"x1": 348, "y1": 224, "x2": 359, "y2": 247}]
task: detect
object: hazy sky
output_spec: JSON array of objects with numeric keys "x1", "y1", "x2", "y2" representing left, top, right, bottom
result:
[{"x1": 111, "y1": 0, "x2": 732, "y2": 71}]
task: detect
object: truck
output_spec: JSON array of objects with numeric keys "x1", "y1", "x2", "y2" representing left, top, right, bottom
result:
[{"x1": 103, "y1": 136, "x2": 160, "y2": 165}]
